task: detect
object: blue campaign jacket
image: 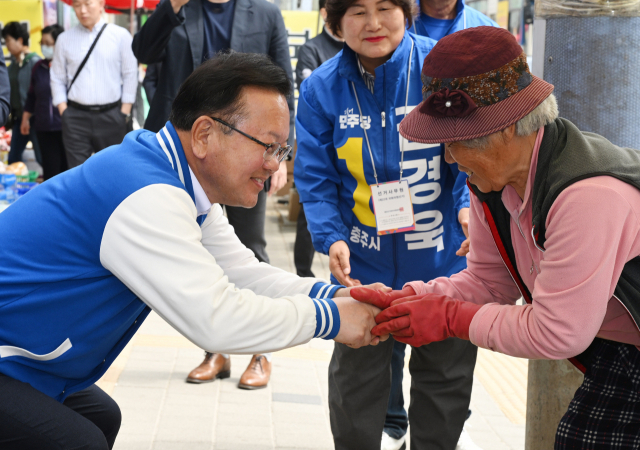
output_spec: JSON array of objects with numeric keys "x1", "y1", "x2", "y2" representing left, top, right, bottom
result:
[
  {"x1": 295, "y1": 33, "x2": 470, "y2": 289},
  {"x1": 0, "y1": 123, "x2": 337, "y2": 402},
  {"x1": 412, "y1": 0, "x2": 498, "y2": 38}
]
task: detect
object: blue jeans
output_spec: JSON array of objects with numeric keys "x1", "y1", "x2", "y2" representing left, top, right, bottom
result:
[
  {"x1": 9, "y1": 118, "x2": 42, "y2": 166},
  {"x1": 384, "y1": 340, "x2": 408, "y2": 440}
]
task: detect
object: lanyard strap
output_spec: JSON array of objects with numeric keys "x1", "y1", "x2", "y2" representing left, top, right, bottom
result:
[
  {"x1": 399, "y1": 38, "x2": 414, "y2": 180},
  {"x1": 350, "y1": 38, "x2": 415, "y2": 186}
]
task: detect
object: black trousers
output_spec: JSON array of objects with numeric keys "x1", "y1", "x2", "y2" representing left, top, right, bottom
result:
[
  {"x1": 223, "y1": 187, "x2": 270, "y2": 264},
  {"x1": 294, "y1": 205, "x2": 315, "y2": 277},
  {"x1": 329, "y1": 337, "x2": 477, "y2": 450},
  {"x1": 36, "y1": 130, "x2": 68, "y2": 180},
  {"x1": 0, "y1": 373, "x2": 121, "y2": 449},
  {"x1": 61, "y1": 105, "x2": 127, "y2": 168}
]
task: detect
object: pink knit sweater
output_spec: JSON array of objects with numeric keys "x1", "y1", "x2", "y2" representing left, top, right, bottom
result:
[{"x1": 406, "y1": 128, "x2": 640, "y2": 359}]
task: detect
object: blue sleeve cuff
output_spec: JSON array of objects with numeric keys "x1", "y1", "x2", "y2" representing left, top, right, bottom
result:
[
  {"x1": 309, "y1": 282, "x2": 344, "y2": 299},
  {"x1": 312, "y1": 297, "x2": 340, "y2": 340}
]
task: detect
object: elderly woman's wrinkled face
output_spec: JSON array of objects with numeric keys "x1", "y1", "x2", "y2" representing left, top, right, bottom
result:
[{"x1": 444, "y1": 133, "x2": 514, "y2": 194}]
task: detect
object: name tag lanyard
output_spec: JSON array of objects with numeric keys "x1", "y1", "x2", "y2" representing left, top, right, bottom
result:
[{"x1": 350, "y1": 38, "x2": 416, "y2": 235}]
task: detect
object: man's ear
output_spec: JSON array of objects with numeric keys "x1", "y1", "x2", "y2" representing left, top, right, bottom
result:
[{"x1": 191, "y1": 116, "x2": 214, "y2": 160}]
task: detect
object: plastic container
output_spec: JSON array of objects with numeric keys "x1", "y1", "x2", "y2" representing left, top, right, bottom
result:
[
  {"x1": 29, "y1": 171, "x2": 38, "y2": 182},
  {"x1": 0, "y1": 173, "x2": 17, "y2": 188},
  {"x1": 0, "y1": 185, "x2": 17, "y2": 205},
  {"x1": 14, "y1": 182, "x2": 38, "y2": 197}
]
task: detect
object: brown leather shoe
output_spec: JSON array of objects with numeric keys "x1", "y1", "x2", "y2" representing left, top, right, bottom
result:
[
  {"x1": 186, "y1": 352, "x2": 230, "y2": 384},
  {"x1": 238, "y1": 355, "x2": 271, "y2": 390}
]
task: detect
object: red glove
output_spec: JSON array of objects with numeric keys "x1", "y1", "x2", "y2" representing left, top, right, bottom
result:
[
  {"x1": 350, "y1": 286, "x2": 416, "y2": 309},
  {"x1": 366, "y1": 293, "x2": 482, "y2": 347}
]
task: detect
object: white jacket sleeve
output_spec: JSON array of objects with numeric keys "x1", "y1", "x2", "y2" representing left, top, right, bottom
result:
[
  {"x1": 100, "y1": 184, "x2": 339, "y2": 354},
  {"x1": 199, "y1": 204, "x2": 335, "y2": 298}
]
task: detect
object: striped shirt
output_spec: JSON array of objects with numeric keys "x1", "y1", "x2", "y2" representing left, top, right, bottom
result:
[
  {"x1": 356, "y1": 56, "x2": 375, "y2": 94},
  {"x1": 50, "y1": 19, "x2": 138, "y2": 107}
]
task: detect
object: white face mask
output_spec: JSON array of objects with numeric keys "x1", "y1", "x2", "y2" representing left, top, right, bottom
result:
[{"x1": 41, "y1": 45, "x2": 54, "y2": 60}]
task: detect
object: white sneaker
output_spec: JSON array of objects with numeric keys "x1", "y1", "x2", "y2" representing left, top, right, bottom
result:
[
  {"x1": 456, "y1": 428, "x2": 483, "y2": 450},
  {"x1": 381, "y1": 431, "x2": 406, "y2": 450}
]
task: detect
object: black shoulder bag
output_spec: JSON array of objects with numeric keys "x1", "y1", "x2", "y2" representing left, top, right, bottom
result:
[{"x1": 67, "y1": 23, "x2": 108, "y2": 92}]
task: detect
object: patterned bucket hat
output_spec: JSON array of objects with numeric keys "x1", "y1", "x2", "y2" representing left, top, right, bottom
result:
[{"x1": 400, "y1": 26, "x2": 554, "y2": 143}]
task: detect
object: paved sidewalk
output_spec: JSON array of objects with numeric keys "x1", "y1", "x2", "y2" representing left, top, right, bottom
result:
[{"x1": 101, "y1": 196, "x2": 527, "y2": 450}]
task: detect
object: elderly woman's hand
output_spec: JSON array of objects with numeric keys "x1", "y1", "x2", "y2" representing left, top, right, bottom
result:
[{"x1": 456, "y1": 207, "x2": 470, "y2": 256}]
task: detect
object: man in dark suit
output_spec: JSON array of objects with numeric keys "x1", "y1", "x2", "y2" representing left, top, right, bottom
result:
[{"x1": 132, "y1": 0, "x2": 293, "y2": 389}]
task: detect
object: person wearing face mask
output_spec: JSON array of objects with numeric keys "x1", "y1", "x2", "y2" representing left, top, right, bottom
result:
[
  {"x1": 294, "y1": 1, "x2": 478, "y2": 449},
  {"x1": 21, "y1": 25, "x2": 68, "y2": 180}
]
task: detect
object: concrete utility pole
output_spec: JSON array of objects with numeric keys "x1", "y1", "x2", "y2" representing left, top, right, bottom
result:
[
  {"x1": 526, "y1": 2, "x2": 640, "y2": 448},
  {"x1": 525, "y1": 360, "x2": 583, "y2": 449},
  {"x1": 532, "y1": 0, "x2": 640, "y2": 148}
]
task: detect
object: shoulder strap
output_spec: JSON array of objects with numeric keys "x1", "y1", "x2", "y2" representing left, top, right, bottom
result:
[{"x1": 68, "y1": 23, "x2": 108, "y2": 92}]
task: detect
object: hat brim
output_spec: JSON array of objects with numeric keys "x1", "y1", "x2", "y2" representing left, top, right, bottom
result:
[{"x1": 400, "y1": 76, "x2": 554, "y2": 144}]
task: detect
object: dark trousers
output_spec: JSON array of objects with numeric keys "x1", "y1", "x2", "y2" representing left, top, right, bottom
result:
[
  {"x1": 61, "y1": 105, "x2": 127, "y2": 168},
  {"x1": 0, "y1": 373, "x2": 121, "y2": 449},
  {"x1": 556, "y1": 340, "x2": 640, "y2": 449},
  {"x1": 35, "y1": 130, "x2": 68, "y2": 180},
  {"x1": 223, "y1": 187, "x2": 270, "y2": 264},
  {"x1": 294, "y1": 205, "x2": 315, "y2": 277},
  {"x1": 329, "y1": 337, "x2": 477, "y2": 450},
  {"x1": 9, "y1": 118, "x2": 42, "y2": 166},
  {"x1": 384, "y1": 340, "x2": 409, "y2": 440}
]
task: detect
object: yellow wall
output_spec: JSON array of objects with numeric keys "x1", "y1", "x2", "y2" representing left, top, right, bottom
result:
[{"x1": 1, "y1": 0, "x2": 44, "y2": 59}]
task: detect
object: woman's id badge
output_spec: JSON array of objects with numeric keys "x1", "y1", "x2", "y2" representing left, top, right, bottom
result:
[{"x1": 370, "y1": 180, "x2": 415, "y2": 235}]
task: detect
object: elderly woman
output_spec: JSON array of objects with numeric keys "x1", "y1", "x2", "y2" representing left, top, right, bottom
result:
[
  {"x1": 354, "y1": 26, "x2": 640, "y2": 449},
  {"x1": 294, "y1": 0, "x2": 478, "y2": 449}
]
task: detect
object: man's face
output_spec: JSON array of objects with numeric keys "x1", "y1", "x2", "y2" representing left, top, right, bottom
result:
[
  {"x1": 444, "y1": 133, "x2": 514, "y2": 194},
  {"x1": 421, "y1": 0, "x2": 458, "y2": 19},
  {"x1": 72, "y1": 0, "x2": 104, "y2": 29},
  {"x1": 199, "y1": 87, "x2": 289, "y2": 208},
  {"x1": 340, "y1": 0, "x2": 406, "y2": 63},
  {"x1": 5, "y1": 36, "x2": 23, "y2": 58}
]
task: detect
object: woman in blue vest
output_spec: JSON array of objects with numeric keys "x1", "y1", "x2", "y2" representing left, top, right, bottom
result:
[{"x1": 294, "y1": 1, "x2": 477, "y2": 448}]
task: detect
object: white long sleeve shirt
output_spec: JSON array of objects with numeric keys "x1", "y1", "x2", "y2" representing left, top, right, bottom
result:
[{"x1": 50, "y1": 19, "x2": 138, "y2": 106}]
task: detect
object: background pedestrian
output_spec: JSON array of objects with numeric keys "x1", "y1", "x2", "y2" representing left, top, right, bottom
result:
[
  {"x1": 50, "y1": 0, "x2": 137, "y2": 168},
  {"x1": 21, "y1": 24, "x2": 68, "y2": 180},
  {"x1": 2, "y1": 21, "x2": 42, "y2": 167}
]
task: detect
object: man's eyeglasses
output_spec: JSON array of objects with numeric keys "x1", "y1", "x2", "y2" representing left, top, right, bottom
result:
[{"x1": 210, "y1": 117, "x2": 292, "y2": 163}]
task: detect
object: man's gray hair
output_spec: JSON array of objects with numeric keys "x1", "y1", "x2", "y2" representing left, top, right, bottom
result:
[{"x1": 457, "y1": 94, "x2": 559, "y2": 150}]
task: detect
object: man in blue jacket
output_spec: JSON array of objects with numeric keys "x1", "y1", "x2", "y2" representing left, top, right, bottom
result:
[
  {"x1": 413, "y1": 0, "x2": 497, "y2": 40},
  {"x1": 0, "y1": 53, "x2": 382, "y2": 450}
]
